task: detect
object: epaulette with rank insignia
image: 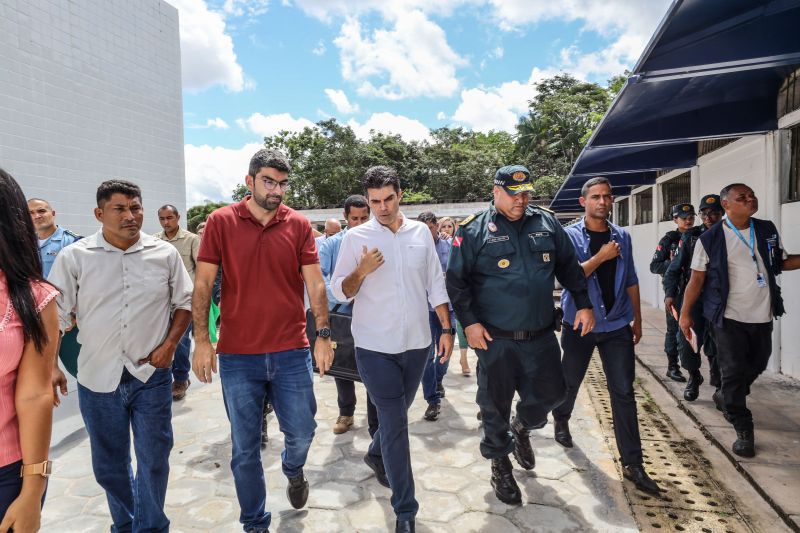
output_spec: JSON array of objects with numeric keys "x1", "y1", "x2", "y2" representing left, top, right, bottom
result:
[
  {"x1": 459, "y1": 214, "x2": 477, "y2": 226},
  {"x1": 64, "y1": 229, "x2": 83, "y2": 240}
]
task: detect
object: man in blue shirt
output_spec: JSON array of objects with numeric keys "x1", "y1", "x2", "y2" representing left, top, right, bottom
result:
[
  {"x1": 28, "y1": 198, "x2": 81, "y2": 277},
  {"x1": 417, "y1": 211, "x2": 455, "y2": 422},
  {"x1": 554, "y1": 177, "x2": 660, "y2": 495},
  {"x1": 318, "y1": 195, "x2": 378, "y2": 436}
]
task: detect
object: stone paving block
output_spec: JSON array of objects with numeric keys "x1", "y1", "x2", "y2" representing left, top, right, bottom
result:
[
  {"x1": 416, "y1": 490, "x2": 464, "y2": 522},
  {"x1": 450, "y1": 511, "x2": 521, "y2": 532},
  {"x1": 177, "y1": 498, "x2": 238, "y2": 530},
  {"x1": 272, "y1": 508, "x2": 348, "y2": 532},
  {"x1": 66, "y1": 475, "x2": 105, "y2": 498},
  {"x1": 509, "y1": 503, "x2": 583, "y2": 532},
  {"x1": 165, "y1": 477, "x2": 216, "y2": 507},
  {"x1": 306, "y1": 480, "x2": 364, "y2": 509},
  {"x1": 345, "y1": 496, "x2": 395, "y2": 532},
  {"x1": 417, "y1": 465, "x2": 474, "y2": 492}
]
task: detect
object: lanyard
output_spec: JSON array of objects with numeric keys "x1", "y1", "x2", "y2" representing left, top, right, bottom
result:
[{"x1": 725, "y1": 218, "x2": 756, "y2": 264}]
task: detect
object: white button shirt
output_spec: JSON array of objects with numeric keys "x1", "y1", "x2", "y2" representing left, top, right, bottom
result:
[
  {"x1": 48, "y1": 231, "x2": 193, "y2": 392},
  {"x1": 331, "y1": 215, "x2": 449, "y2": 354}
]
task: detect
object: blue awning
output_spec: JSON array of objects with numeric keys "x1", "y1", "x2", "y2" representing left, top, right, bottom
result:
[{"x1": 550, "y1": 0, "x2": 800, "y2": 212}]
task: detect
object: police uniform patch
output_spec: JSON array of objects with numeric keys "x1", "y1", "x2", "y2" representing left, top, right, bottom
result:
[
  {"x1": 453, "y1": 236, "x2": 463, "y2": 247},
  {"x1": 487, "y1": 235, "x2": 509, "y2": 243},
  {"x1": 542, "y1": 253, "x2": 550, "y2": 262},
  {"x1": 488, "y1": 222, "x2": 497, "y2": 232},
  {"x1": 497, "y1": 259, "x2": 510, "y2": 269},
  {"x1": 460, "y1": 214, "x2": 476, "y2": 226},
  {"x1": 683, "y1": 205, "x2": 691, "y2": 212},
  {"x1": 512, "y1": 171, "x2": 526, "y2": 182},
  {"x1": 706, "y1": 197, "x2": 716, "y2": 204}
]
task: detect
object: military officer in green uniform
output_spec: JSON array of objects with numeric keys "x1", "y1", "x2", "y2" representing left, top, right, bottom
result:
[
  {"x1": 664, "y1": 194, "x2": 723, "y2": 401},
  {"x1": 446, "y1": 165, "x2": 594, "y2": 505},
  {"x1": 649, "y1": 203, "x2": 697, "y2": 383}
]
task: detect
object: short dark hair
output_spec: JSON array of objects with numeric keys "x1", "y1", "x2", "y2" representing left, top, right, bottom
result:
[
  {"x1": 581, "y1": 176, "x2": 612, "y2": 198},
  {"x1": 417, "y1": 211, "x2": 437, "y2": 224},
  {"x1": 720, "y1": 183, "x2": 750, "y2": 200},
  {"x1": 249, "y1": 148, "x2": 291, "y2": 177},
  {"x1": 96, "y1": 180, "x2": 142, "y2": 208},
  {"x1": 344, "y1": 194, "x2": 369, "y2": 216},
  {"x1": 363, "y1": 166, "x2": 400, "y2": 194},
  {"x1": 158, "y1": 204, "x2": 179, "y2": 216}
]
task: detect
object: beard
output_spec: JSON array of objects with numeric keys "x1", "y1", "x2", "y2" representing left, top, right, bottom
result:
[{"x1": 254, "y1": 192, "x2": 282, "y2": 212}]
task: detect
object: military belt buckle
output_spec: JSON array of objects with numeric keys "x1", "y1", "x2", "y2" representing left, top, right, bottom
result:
[{"x1": 513, "y1": 331, "x2": 530, "y2": 341}]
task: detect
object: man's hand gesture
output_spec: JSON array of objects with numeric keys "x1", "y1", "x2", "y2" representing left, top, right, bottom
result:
[
  {"x1": 358, "y1": 246, "x2": 384, "y2": 276},
  {"x1": 597, "y1": 240, "x2": 621, "y2": 263}
]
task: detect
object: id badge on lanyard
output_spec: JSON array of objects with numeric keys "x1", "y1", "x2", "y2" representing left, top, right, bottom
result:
[{"x1": 726, "y1": 219, "x2": 767, "y2": 288}]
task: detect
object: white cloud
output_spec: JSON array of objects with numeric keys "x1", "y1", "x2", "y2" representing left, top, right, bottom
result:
[
  {"x1": 324, "y1": 89, "x2": 360, "y2": 114},
  {"x1": 451, "y1": 67, "x2": 560, "y2": 132},
  {"x1": 184, "y1": 142, "x2": 263, "y2": 205},
  {"x1": 166, "y1": 0, "x2": 245, "y2": 92},
  {"x1": 436, "y1": 111, "x2": 447, "y2": 120},
  {"x1": 292, "y1": 0, "x2": 477, "y2": 22},
  {"x1": 491, "y1": 46, "x2": 504, "y2": 58},
  {"x1": 312, "y1": 40, "x2": 327, "y2": 55},
  {"x1": 489, "y1": 0, "x2": 670, "y2": 79},
  {"x1": 348, "y1": 112, "x2": 431, "y2": 142},
  {"x1": 238, "y1": 112, "x2": 316, "y2": 136},
  {"x1": 188, "y1": 117, "x2": 230, "y2": 129},
  {"x1": 223, "y1": 0, "x2": 270, "y2": 17},
  {"x1": 334, "y1": 11, "x2": 466, "y2": 100}
]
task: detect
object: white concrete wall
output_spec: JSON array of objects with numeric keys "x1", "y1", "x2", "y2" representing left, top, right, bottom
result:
[
  {"x1": 780, "y1": 201, "x2": 800, "y2": 378},
  {"x1": 0, "y1": 0, "x2": 184, "y2": 236}
]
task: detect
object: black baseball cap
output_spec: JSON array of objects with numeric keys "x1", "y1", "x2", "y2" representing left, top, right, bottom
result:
[
  {"x1": 494, "y1": 165, "x2": 533, "y2": 195},
  {"x1": 699, "y1": 194, "x2": 722, "y2": 211},
  {"x1": 671, "y1": 203, "x2": 695, "y2": 218}
]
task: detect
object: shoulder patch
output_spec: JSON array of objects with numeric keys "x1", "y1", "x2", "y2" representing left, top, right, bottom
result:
[
  {"x1": 63, "y1": 229, "x2": 82, "y2": 239},
  {"x1": 460, "y1": 214, "x2": 476, "y2": 226},
  {"x1": 535, "y1": 205, "x2": 554, "y2": 214}
]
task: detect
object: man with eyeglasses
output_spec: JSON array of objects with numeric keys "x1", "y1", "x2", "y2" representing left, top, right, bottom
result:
[
  {"x1": 664, "y1": 195, "x2": 723, "y2": 402},
  {"x1": 650, "y1": 203, "x2": 696, "y2": 384},
  {"x1": 680, "y1": 184, "x2": 800, "y2": 457},
  {"x1": 191, "y1": 149, "x2": 333, "y2": 533}
]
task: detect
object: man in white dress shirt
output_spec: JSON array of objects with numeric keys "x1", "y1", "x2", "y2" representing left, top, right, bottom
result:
[{"x1": 331, "y1": 166, "x2": 453, "y2": 533}]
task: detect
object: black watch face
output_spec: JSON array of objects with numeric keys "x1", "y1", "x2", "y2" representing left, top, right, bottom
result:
[{"x1": 317, "y1": 328, "x2": 331, "y2": 338}]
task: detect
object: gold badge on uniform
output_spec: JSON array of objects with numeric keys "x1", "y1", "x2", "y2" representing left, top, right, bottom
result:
[
  {"x1": 543, "y1": 253, "x2": 551, "y2": 262},
  {"x1": 498, "y1": 259, "x2": 510, "y2": 269},
  {"x1": 512, "y1": 171, "x2": 526, "y2": 182}
]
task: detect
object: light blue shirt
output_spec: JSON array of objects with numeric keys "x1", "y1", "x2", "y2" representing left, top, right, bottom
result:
[
  {"x1": 318, "y1": 229, "x2": 351, "y2": 314},
  {"x1": 39, "y1": 225, "x2": 81, "y2": 277}
]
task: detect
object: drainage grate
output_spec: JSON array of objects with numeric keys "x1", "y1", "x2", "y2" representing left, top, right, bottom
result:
[{"x1": 582, "y1": 355, "x2": 753, "y2": 532}]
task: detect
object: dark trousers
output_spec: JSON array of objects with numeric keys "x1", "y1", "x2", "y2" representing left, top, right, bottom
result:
[
  {"x1": 422, "y1": 310, "x2": 455, "y2": 405},
  {"x1": 171, "y1": 322, "x2": 192, "y2": 382},
  {"x1": 476, "y1": 332, "x2": 565, "y2": 459},
  {"x1": 355, "y1": 345, "x2": 429, "y2": 521},
  {"x1": 0, "y1": 460, "x2": 47, "y2": 524},
  {"x1": 553, "y1": 325, "x2": 643, "y2": 466},
  {"x1": 664, "y1": 309, "x2": 679, "y2": 368},
  {"x1": 78, "y1": 368, "x2": 173, "y2": 533},
  {"x1": 713, "y1": 319, "x2": 773, "y2": 432},
  {"x1": 675, "y1": 296, "x2": 720, "y2": 385},
  {"x1": 334, "y1": 377, "x2": 379, "y2": 437}
]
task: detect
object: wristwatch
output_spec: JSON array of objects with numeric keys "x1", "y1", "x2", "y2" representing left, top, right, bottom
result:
[
  {"x1": 20, "y1": 460, "x2": 52, "y2": 478},
  {"x1": 315, "y1": 327, "x2": 332, "y2": 339},
  {"x1": 441, "y1": 327, "x2": 456, "y2": 335}
]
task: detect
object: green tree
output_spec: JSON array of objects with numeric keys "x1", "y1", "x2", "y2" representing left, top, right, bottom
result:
[
  {"x1": 232, "y1": 183, "x2": 249, "y2": 202},
  {"x1": 186, "y1": 201, "x2": 228, "y2": 232}
]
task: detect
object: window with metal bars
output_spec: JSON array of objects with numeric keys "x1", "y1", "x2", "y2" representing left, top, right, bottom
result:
[
  {"x1": 615, "y1": 198, "x2": 630, "y2": 226},
  {"x1": 660, "y1": 172, "x2": 691, "y2": 221},
  {"x1": 788, "y1": 125, "x2": 800, "y2": 203},
  {"x1": 778, "y1": 68, "x2": 800, "y2": 118},
  {"x1": 634, "y1": 188, "x2": 653, "y2": 225}
]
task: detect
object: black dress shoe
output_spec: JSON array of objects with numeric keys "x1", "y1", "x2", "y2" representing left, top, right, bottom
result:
[
  {"x1": 666, "y1": 366, "x2": 686, "y2": 382},
  {"x1": 732, "y1": 430, "x2": 755, "y2": 458},
  {"x1": 286, "y1": 470, "x2": 309, "y2": 509},
  {"x1": 510, "y1": 417, "x2": 535, "y2": 470},
  {"x1": 490, "y1": 456, "x2": 522, "y2": 504},
  {"x1": 395, "y1": 519, "x2": 415, "y2": 532},
  {"x1": 623, "y1": 464, "x2": 660, "y2": 495},
  {"x1": 424, "y1": 403, "x2": 440, "y2": 422},
  {"x1": 712, "y1": 388, "x2": 724, "y2": 412},
  {"x1": 683, "y1": 371, "x2": 703, "y2": 401},
  {"x1": 554, "y1": 419, "x2": 573, "y2": 448},
  {"x1": 364, "y1": 453, "x2": 390, "y2": 488}
]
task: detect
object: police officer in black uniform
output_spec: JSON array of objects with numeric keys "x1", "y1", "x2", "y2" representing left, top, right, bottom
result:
[
  {"x1": 664, "y1": 194, "x2": 723, "y2": 401},
  {"x1": 649, "y1": 203, "x2": 696, "y2": 383},
  {"x1": 446, "y1": 165, "x2": 594, "y2": 505}
]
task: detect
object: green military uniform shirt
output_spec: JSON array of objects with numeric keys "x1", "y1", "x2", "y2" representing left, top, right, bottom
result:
[{"x1": 446, "y1": 203, "x2": 591, "y2": 332}]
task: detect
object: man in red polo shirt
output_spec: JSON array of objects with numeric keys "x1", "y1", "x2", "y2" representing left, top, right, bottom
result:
[{"x1": 191, "y1": 149, "x2": 333, "y2": 533}]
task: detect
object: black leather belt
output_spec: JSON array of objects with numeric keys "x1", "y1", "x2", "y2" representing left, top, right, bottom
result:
[{"x1": 486, "y1": 323, "x2": 554, "y2": 341}]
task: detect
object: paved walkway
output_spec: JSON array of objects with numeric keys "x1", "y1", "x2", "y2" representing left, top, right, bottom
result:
[
  {"x1": 42, "y1": 348, "x2": 638, "y2": 532},
  {"x1": 637, "y1": 304, "x2": 800, "y2": 531}
]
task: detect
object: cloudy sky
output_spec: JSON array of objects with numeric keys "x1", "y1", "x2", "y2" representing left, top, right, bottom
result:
[{"x1": 167, "y1": 0, "x2": 672, "y2": 206}]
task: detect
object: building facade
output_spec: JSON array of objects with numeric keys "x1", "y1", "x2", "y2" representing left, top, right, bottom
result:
[{"x1": 0, "y1": 0, "x2": 184, "y2": 235}]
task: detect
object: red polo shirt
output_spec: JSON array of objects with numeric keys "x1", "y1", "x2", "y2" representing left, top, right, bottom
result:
[{"x1": 198, "y1": 198, "x2": 318, "y2": 354}]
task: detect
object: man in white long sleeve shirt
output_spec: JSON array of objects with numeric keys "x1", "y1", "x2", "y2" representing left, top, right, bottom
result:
[{"x1": 331, "y1": 166, "x2": 453, "y2": 533}]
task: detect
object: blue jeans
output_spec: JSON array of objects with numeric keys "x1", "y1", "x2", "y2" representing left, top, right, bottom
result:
[
  {"x1": 78, "y1": 368, "x2": 173, "y2": 533},
  {"x1": 422, "y1": 310, "x2": 454, "y2": 405},
  {"x1": 218, "y1": 349, "x2": 317, "y2": 531},
  {"x1": 356, "y1": 345, "x2": 429, "y2": 521},
  {"x1": 172, "y1": 322, "x2": 192, "y2": 382}
]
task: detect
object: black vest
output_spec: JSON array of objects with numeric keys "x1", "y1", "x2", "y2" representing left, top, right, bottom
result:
[{"x1": 698, "y1": 218, "x2": 785, "y2": 328}]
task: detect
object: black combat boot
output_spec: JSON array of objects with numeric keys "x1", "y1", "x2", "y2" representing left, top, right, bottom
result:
[
  {"x1": 732, "y1": 430, "x2": 755, "y2": 458},
  {"x1": 554, "y1": 419, "x2": 573, "y2": 448},
  {"x1": 510, "y1": 416, "x2": 535, "y2": 470},
  {"x1": 490, "y1": 456, "x2": 522, "y2": 505},
  {"x1": 683, "y1": 370, "x2": 703, "y2": 401},
  {"x1": 666, "y1": 364, "x2": 686, "y2": 382}
]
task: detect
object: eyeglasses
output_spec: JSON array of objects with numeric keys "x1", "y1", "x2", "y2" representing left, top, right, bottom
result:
[
  {"x1": 260, "y1": 177, "x2": 290, "y2": 191},
  {"x1": 699, "y1": 210, "x2": 722, "y2": 218}
]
